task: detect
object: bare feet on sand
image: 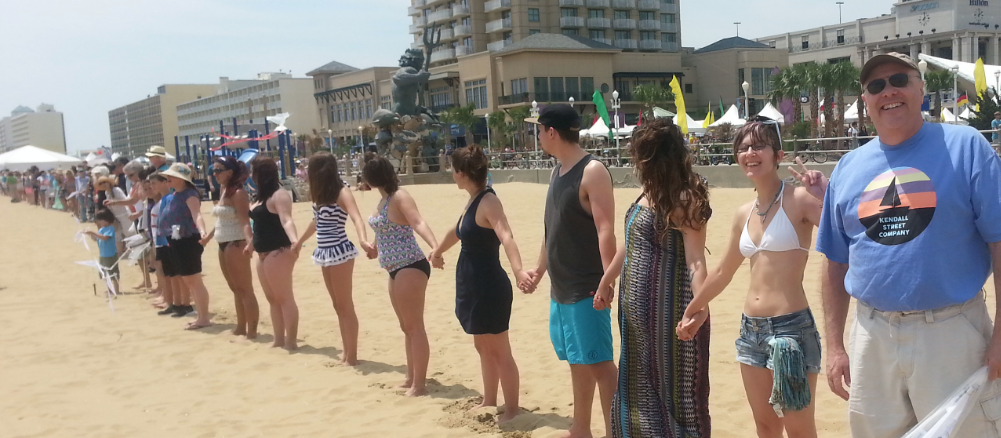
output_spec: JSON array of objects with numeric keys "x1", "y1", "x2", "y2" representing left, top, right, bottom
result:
[
  {"x1": 398, "y1": 380, "x2": 413, "y2": 389},
  {"x1": 405, "y1": 386, "x2": 427, "y2": 397},
  {"x1": 558, "y1": 428, "x2": 594, "y2": 438},
  {"x1": 340, "y1": 357, "x2": 358, "y2": 366},
  {"x1": 497, "y1": 406, "x2": 520, "y2": 424}
]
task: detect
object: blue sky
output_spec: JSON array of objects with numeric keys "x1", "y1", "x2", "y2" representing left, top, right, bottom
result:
[{"x1": 0, "y1": 0, "x2": 891, "y2": 153}]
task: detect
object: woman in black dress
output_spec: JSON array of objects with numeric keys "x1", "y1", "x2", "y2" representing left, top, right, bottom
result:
[{"x1": 429, "y1": 145, "x2": 532, "y2": 423}]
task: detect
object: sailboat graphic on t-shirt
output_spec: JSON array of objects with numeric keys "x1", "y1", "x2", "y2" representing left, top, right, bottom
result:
[{"x1": 857, "y1": 168, "x2": 937, "y2": 245}]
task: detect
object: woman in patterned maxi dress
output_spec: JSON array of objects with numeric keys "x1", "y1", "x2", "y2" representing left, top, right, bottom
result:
[{"x1": 594, "y1": 118, "x2": 713, "y2": 438}]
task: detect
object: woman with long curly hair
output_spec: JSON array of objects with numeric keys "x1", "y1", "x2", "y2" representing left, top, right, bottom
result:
[
  {"x1": 204, "y1": 156, "x2": 259, "y2": 338},
  {"x1": 676, "y1": 116, "x2": 827, "y2": 437},
  {"x1": 593, "y1": 117, "x2": 712, "y2": 438},
  {"x1": 295, "y1": 151, "x2": 373, "y2": 365},
  {"x1": 250, "y1": 157, "x2": 301, "y2": 350}
]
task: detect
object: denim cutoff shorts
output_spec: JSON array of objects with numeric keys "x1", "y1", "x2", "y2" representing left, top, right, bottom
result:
[{"x1": 735, "y1": 307, "x2": 822, "y2": 374}]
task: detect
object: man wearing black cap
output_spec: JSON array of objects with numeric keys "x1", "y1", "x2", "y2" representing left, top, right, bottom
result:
[
  {"x1": 817, "y1": 52, "x2": 1001, "y2": 437},
  {"x1": 524, "y1": 105, "x2": 618, "y2": 438}
]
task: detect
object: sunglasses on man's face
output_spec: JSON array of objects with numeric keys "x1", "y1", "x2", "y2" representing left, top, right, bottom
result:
[{"x1": 865, "y1": 73, "x2": 915, "y2": 95}]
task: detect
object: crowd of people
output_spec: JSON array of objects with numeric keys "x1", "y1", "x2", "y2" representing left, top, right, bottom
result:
[{"x1": 6, "y1": 52, "x2": 1001, "y2": 438}]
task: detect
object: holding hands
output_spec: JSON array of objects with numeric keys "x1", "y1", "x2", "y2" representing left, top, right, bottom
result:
[
  {"x1": 676, "y1": 307, "x2": 709, "y2": 341},
  {"x1": 360, "y1": 241, "x2": 377, "y2": 260}
]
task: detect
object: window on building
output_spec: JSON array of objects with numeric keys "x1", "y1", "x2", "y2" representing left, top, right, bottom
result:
[
  {"x1": 380, "y1": 95, "x2": 392, "y2": 110},
  {"x1": 511, "y1": 78, "x2": 527, "y2": 95},
  {"x1": 463, "y1": 37, "x2": 472, "y2": 47},
  {"x1": 566, "y1": 77, "x2": 580, "y2": 100},
  {"x1": 581, "y1": 77, "x2": 594, "y2": 95},
  {"x1": 528, "y1": 8, "x2": 540, "y2": 22},
  {"x1": 588, "y1": 9, "x2": 604, "y2": 18},
  {"x1": 503, "y1": 31, "x2": 512, "y2": 43},
  {"x1": 662, "y1": 32, "x2": 677, "y2": 43},
  {"x1": 561, "y1": 8, "x2": 578, "y2": 17},
  {"x1": 550, "y1": 77, "x2": 565, "y2": 101},
  {"x1": 801, "y1": 35, "x2": 809, "y2": 50},
  {"x1": 615, "y1": 30, "x2": 631, "y2": 40},
  {"x1": 640, "y1": 31, "x2": 656, "y2": 40},
  {"x1": 685, "y1": 83, "x2": 693, "y2": 94},
  {"x1": 464, "y1": 79, "x2": 488, "y2": 109},
  {"x1": 462, "y1": 17, "x2": 471, "y2": 26},
  {"x1": 563, "y1": 28, "x2": 579, "y2": 36},
  {"x1": 837, "y1": 29, "x2": 845, "y2": 45},
  {"x1": 614, "y1": 10, "x2": 630, "y2": 19},
  {"x1": 661, "y1": 13, "x2": 675, "y2": 24},
  {"x1": 752, "y1": 68, "x2": 764, "y2": 95},
  {"x1": 737, "y1": 69, "x2": 745, "y2": 95},
  {"x1": 535, "y1": 77, "x2": 549, "y2": 101},
  {"x1": 530, "y1": 29, "x2": 541, "y2": 35},
  {"x1": 589, "y1": 29, "x2": 605, "y2": 40},
  {"x1": 431, "y1": 86, "x2": 452, "y2": 109},
  {"x1": 639, "y1": 11, "x2": 655, "y2": 21},
  {"x1": 769, "y1": 40, "x2": 776, "y2": 48},
  {"x1": 366, "y1": 99, "x2": 373, "y2": 118},
  {"x1": 502, "y1": 10, "x2": 511, "y2": 20},
  {"x1": 661, "y1": 0, "x2": 675, "y2": 4}
]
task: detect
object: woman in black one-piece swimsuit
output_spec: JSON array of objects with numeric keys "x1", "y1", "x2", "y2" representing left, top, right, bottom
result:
[{"x1": 429, "y1": 145, "x2": 532, "y2": 423}]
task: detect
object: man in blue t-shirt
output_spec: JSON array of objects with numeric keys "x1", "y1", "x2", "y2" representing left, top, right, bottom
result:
[
  {"x1": 992, "y1": 111, "x2": 1001, "y2": 150},
  {"x1": 816, "y1": 52, "x2": 1001, "y2": 438}
]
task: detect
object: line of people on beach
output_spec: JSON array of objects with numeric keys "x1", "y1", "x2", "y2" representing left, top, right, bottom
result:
[{"x1": 9, "y1": 52, "x2": 1001, "y2": 438}]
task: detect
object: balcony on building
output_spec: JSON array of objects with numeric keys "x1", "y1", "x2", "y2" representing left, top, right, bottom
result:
[
  {"x1": 587, "y1": 17, "x2": 611, "y2": 28},
  {"x1": 592, "y1": 37, "x2": 613, "y2": 45},
  {"x1": 439, "y1": 28, "x2": 455, "y2": 40},
  {"x1": 613, "y1": 18, "x2": 636, "y2": 29},
  {"x1": 428, "y1": 8, "x2": 453, "y2": 24},
  {"x1": 615, "y1": 39, "x2": 638, "y2": 50},
  {"x1": 411, "y1": 41, "x2": 424, "y2": 50},
  {"x1": 409, "y1": 5, "x2": 422, "y2": 16},
  {"x1": 486, "y1": 17, "x2": 513, "y2": 33},
  {"x1": 663, "y1": 41, "x2": 679, "y2": 52},
  {"x1": 639, "y1": 39, "x2": 662, "y2": 51},
  {"x1": 638, "y1": 19, "x2": 660, "y2": 30},
  {"x1": 561, "y1": 16, "x2": 585, "y2": 27},
  {"x1": 586, "y1": 0, "x2": 611, "y2": 7},
  {"x1": 456, "y1": 45, "x2": 473, "y2": 56},
  {"x1": 661, "y1": 2, "x2": 678, "y2": 13},
  {"x1": 487, "y1": 39, "x2": 513, "y2": 51},
  {"x1": 452, "y1": 4, "x2": 470, "y2": 16},
  {"x1": 637, "y1": 0, "x2": 659, "y2": 9},
  {"x1": 559, "y1": 0, "x2": 585, "y2": 5},
  {"x1": 612, "y1": 0, "x2": 636, "y2": 8},
  {"x1": 499, "y1": 93, "x2": 531, "y2": 106},
  {"x1": 485, "y1": 0, "x2": 512, "y2": 13},
  {"x1": 661, "y1": 22, "x2": 678, "y2": 33},
  {"x1": 430, "y1": 48, "x2": 456, "y2": 63},
  {"x1": 454, "y1": 24, "x2": 471, "y2": 36},
  {"x1": 410, "y1": 24, "x2": 422, "y2": 34},
  {"x1": 413, "y1": 16, "x2": 427, "y2": 27},
  {"x1": 412, "y1": 0, "x2": 426, "y2": 6}
]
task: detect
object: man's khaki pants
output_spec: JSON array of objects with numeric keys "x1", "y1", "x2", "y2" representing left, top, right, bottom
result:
[{"x1": 849, "y1": 293, "x2": 1001, "y2": 438}]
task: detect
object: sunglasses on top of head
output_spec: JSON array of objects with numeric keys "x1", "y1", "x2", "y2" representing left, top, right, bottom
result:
[{"x1": 865, "y1": 72, "x2": 916, "y2": 95}]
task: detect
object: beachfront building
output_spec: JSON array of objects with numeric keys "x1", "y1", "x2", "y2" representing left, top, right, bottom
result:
[
  {"x1": 308, "y1": 61, "x2": 399, "y2": 147},
  {"x1": 686, "y1": 37, "x2": 789, "y2": 118},
  {"x1": 0, "y1": 105, "x2": 67, "y2": 154},
  {"x1": 109, "y1": 84, "x2": 217, "y2": 159},
  {"x1": 175, "y1": 73, "x2": 320, "y2": 151},
  {"x1": 755, "y1": 0, "x2": 1001, "y2": 67},
  {"x1": 409, "y1": 0, "x2": 682, "y2": 68}
]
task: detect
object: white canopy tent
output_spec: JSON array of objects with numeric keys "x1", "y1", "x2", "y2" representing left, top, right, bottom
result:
[
  {"x1": 673, "y1": 113, "x2": 707, "y2": 134},
  {"x1": 582, "y1": 117, "x2": 611, "y2": 137},
  {"x1": 652, "y1": 107, "x2": 676, "y2": 118},
  {"x1": 756, "y1": 102, "x2": 786, "y2": 123},
  {"x1": 959, "y1": 107, "x2": 974, "y2": 120},
  {"x1": 0, "y1": 145, "x2": 84, "y2": 171},
  {"x1": 710, "y1": 105, "x2": 746, "y2": 127},
  {"x1": 940, "y1": 107, "x2": 969, "y2": 125}
]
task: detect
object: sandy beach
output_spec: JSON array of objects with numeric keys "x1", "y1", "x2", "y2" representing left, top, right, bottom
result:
[{"x1": 2, "y1": 182, "x2": 994, "y2": 438}]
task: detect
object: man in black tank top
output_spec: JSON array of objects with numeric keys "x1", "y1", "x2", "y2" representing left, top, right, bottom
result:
[{"x1": 524, "y1": 105, "x2": 618, "y2": 438}]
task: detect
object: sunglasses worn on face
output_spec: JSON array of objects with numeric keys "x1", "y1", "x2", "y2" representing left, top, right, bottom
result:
[
  {"x1": 866, "y1": 73, "x2": 914, "y2": 95},
  {"x1": 212, "y1": 168, "x2": 227, "y2": 174}
]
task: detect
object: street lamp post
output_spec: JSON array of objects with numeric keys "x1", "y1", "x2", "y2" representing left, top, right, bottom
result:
[
  {"x1": 918, "y1": 59, "x2": 928, "y2": 83},
  {"x1": 836, "y1": 1, "x2": 844, "y2": 24},
  {"x1": 485, "y1": 113, "x2": 492, "y2": 151},
  {"x1": 734, "y1": 22, "x2": 741, "y2": 37},
  {"x1": 949, "y1": 66, "x2": 961, "y2": 122},
  {"x1": 742, "y1": 81, "x2": 751, "y2": 119},
  {"x1": 531, "y1": 101, "x2": 539, "y2": 155},
  {"x1": 358, "y1": 126, "x2": 364, "y2": 151},
  {"x1": 611, "y1": 90, "x2": 621, "y2": 151},
  {"x1": 327, "y1": 129, "x2": 333, "y2": 154},
  {"x1": 994, "y1": 70, "x2": 1000, "y2": 96},
  {"x1": 569, "y1": 96, "x2": 575, "y2": 106}
]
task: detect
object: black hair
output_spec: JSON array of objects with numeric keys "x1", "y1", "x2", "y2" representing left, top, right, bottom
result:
[
  {"x1": 95, "y1": 209, "x2": 116, "y2": 225},
  {"x1": 451, "y1": 145, "x2": 489, "y2": 186},
  {"x1": 361, "y1": 153, "x2": 399, "y2": 194},
  {"x1": 250, "y1": 156, "x2": 280, "y2": 202},
  {"x1": 308, "y1": 152, "x2": 345, "y2": 205}
]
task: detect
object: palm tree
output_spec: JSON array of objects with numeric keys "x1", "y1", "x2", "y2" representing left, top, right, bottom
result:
[
  {"x1": 487, "y1": 111, "x2": 510, "y2": 151},
  {"x1": 925, "y1": 70, "x2": 955, "y2": 122},
  {"x1": 794, "y1": 62, "x2": 823, "y2": 137},
  {"x1": 444, "y1": 103, "x2": 480, "y2": 147},
  {"x1": 769, "y1": 67, "x2": 805, "y2": 126},
  {"x1": 829, "y1": 62, "x2": 861, "y2": 137},
  {"x1": 632, "y1": 84, "x2": 674, "y2": 119},
  {"x1": 508, "y1": 106, "x2": 531, "y2": 151}
]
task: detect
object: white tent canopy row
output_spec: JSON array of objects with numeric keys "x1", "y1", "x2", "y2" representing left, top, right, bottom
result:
[
  {"x1": 817, "y1": 99, "x2": 861, "y2": 124},
  {"x1": 0, "y1": 145, "x2": 84, "y2": 171},
  {"x1": 582, "y1": 116, "x2": 634, "y2": 138},
  {"x1": 710, "y1": 105, "x2": 746, "y2": 127},
  {"x1": 940, "y1": 107, "x2": 970, "y2": 125}
]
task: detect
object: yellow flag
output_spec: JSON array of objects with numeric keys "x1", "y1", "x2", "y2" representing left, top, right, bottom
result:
[
  {"x1": 702, "y1": 101, "x2": 713, "y2": 129},
  {"x1": 670, "y1": 76, "x2": 687, "y2": 135},
  {"x1": 975, "y1": 58, "x2": 988, "y2": 110}
]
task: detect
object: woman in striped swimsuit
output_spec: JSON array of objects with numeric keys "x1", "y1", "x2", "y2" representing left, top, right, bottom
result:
[
  {"x1": 296, "y1": 152, "x2": 374, "y2": 366},
  {"x1": 363, "y1": 154, "x2": 439, "y2": 397}
]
